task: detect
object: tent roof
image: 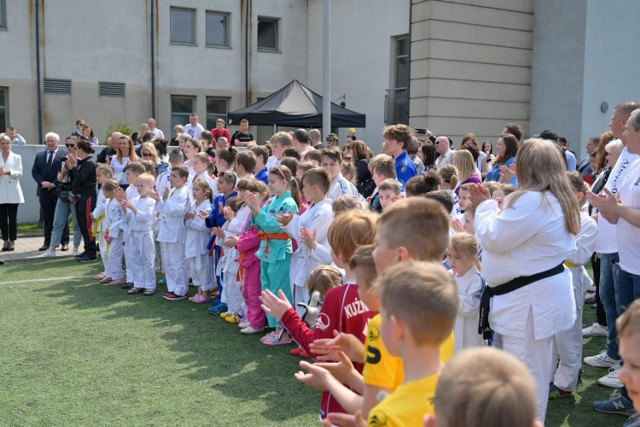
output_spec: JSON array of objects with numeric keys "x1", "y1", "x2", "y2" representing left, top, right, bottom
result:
[{"x1": 228, "y1": 80, "x2": 366, "y2": 128}]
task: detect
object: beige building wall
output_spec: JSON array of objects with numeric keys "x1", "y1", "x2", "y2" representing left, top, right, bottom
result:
[{"x1": 409, "y1": 0, "x2": 534, "y2": 144}]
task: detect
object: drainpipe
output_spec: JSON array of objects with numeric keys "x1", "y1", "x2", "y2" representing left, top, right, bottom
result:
[
  {"x1": 35, "y1": 0, "x2": 43, "y2": 144},
  {"x1": 322, "y1": 0, "x2": 331, "y2": 140},
  {"x1": 150, "y1": 0, "x2": 156, "y2": 118},
  {"x1": 244, "y1": 0, "x2": 250, "y2": 106},
  {"x1": 407, "y1": 0, "x2": 412, "y2": 124}
]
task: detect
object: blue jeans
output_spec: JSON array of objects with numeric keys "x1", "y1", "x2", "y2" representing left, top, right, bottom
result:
[
  {"x1": 598, "y1": 252, "x2": 620, "y2": 360},
  {"x1": 616, "y1": 268, "x2": 640, "y2": 312},
  {"x1": 51, "y1": 200, "x2": 82, "y2": 248}
]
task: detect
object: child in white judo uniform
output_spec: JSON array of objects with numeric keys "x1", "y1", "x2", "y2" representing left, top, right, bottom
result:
[{"x1": 185, "y1": 179, "x2": 214, "y2": 303}]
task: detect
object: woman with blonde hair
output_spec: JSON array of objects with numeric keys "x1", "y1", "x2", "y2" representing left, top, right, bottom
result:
[
  {"x1": 469, "y1": 138, "x2": 580, "y2": 423},
  {"x1": 453, "y1": 149, "x2": 481, "y2": 195},
  {"x1": 110, "y1": 135, "x2": 139, "y2": 188}
]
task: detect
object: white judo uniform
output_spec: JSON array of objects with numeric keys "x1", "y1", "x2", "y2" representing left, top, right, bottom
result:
[
  {"x1": 156, "y1": 186, "x2": 190, "y2": 296},
  {"x1": 218, "y1": 205, "x2": 252, "y2": 316},
  {"x1": 125, "y1": 196, "x2": 157, "y2": 290},
  {"x1": 452, "y1": 265, "x2": 485, "y2": 353},
  {"x1": 184, "y1": 199, "x2": 214, "y2": 291},
  {"x1": 474, "y1": 192, "x2": 577, "y2": 423},
  {"x1": 91, "y1": 188, "x2": 109, "y2": 276},
  {"x1": 105, "y1": 197, "x2": 125, "y2": 281},
  {"x1": 327, "y1": 174, "x2": 359, "y2": 202},
  {"x1": 123, "y1": 186, "x2": 140, "y2": 284}
]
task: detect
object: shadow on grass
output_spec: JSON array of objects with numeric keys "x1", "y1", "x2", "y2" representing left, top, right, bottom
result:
[{"x1": 20, "y1": 258, "x2": 318, "y2": 424}]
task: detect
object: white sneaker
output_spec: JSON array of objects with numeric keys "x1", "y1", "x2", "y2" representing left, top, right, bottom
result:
[
  {"x1": 72, "y1": 246, "x2": 80, "y2": 256},
  {"x1": 238, "y1": 321, "x2": 250, "y2": 329},
  {"x1": 240, "y1": 326, "x2": 264, "y2": 335},
  {"x1": 584, "y1": 350, "x2": 620, "y2": 368},
  {"x1": 583, "y1": 322, "x2": 608, "y2": 337},
  {"x1": 38, "y1": 249, "x2": 56, "y2": 258},
  {"x1": 598, "y1": 365, "x2": 623, "y2": 388}
]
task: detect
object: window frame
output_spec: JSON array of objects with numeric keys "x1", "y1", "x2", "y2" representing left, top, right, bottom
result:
[
  {"x1": 0, "y1": 0, "x2": 7, "y2": 30},
  {"x1": 171, "y1": 95, "x2": 196, "y2": 131},
  {"x1": 170, "y1": 6, "x2": 197, "y2": 46},
  {"x1": 205, "y1": 10, "x2": 231, "y2": 49},
  {"x1": 206, "y1": 96, "x2": 230, "y2": 130},
  {"x1": 257, "y1": 16, "x2": 280, "y2": 53},
  {"x1": 0, "y1": 87, "x2": 8, "y2": 131}
]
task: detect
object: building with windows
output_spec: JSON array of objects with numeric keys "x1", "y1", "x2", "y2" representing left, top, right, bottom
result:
[{"x1": 1, "y1": 0, "x2": 639, "y2": 159}]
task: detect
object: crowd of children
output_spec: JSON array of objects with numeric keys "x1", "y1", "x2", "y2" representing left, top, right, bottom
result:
[{"x1": 74, "y1": 121, "x2": 640, "y2": 427}]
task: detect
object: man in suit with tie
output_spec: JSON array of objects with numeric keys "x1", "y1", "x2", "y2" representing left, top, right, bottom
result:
[{"x1": 32, "y1": 132, "x2": 69, "y2": 251}]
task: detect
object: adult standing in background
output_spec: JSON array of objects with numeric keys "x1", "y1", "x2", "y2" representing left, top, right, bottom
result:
[
  {"x1": 0, "y1": 135, "x2": 25, "y2": 251},
  {"x1": 81, "y1": 123, "x2": 99, "y2": 146},
  {"x1": 97, "y1": 131, "x2": 121, "y2": 165},
  {"x1": 5, "y1": 127, "x2": 26, "y2": 145},
  {"x1": 111, "y1": 135, "x2": 138, "y2": 189},
  {"x1": 485, "y1": 134, "x2": 519, "y2": 185},
  {"x1": 147, "y1": 118, "x2": 165, "y2": 139},
  {"x1": 211, "y1": 118, "x2": 231, "y2": 145},
  {"x1": 435, "y1": 135, "x2": 455, "y2": 170},
  {"x1": 32, "y1": 132, "x2": 69, "y2": 251},
  {"x1": 68, "y1": 139, "x2": 98, "y2": 262},
  {"x1": 184, "y1": 113, "x2": 204, "y2": 139},
  {"x1": 231, "y1": 118, "x2": 254, "y2": 147},
  {"x1": 309, "y1": 129, "x2": 323, "y2": 149}
]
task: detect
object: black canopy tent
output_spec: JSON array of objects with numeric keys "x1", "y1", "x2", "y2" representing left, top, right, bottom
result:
[{"x1": 227, "y1": 80, "x2": 366, "y2": 128}]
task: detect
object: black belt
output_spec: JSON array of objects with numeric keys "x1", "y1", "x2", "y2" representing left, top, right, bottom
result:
[{"x1": 478, "y1": 263, "x2": 565, "y2": 339}]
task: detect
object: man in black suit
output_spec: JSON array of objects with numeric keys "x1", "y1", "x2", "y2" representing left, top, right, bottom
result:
[{"x1": 32, "y1": 132, "x2": 68, "y2": 251}]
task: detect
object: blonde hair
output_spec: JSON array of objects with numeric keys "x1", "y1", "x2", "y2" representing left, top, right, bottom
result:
[
  {"x1": 450, "y1": 232, "x2": 481, "y2": 271},
  {"x1": 332, "y1": 195, "x2": 361, "y2": 216},
  {"x1": 369, "y1": 154, "x2": 396, "y2": 179},
  {"x1": 374, "y1": 261, "x2": 458, "y2": 345},
  {"x1": 483, "y1": 181, "x2": 502, "y2": 196},
  {"x1": 193, "y1": 151, "x2": 212, "y2": 167},
  {"x1": 270, "y1": 131, "x2": 293, "y2": 147},
  {"x1": 438, "y1": 164, "x2": 459, "y2": 189},
  {"x1": 435, "y1": 347, "x2": 537, "y2": 427},
  {"x1": 305, "y1": 265, "x2": 342, "y2": 296},
  {"x1": 349, "y1": 244, "x2": 377, "y2": 290},
  {"x1": 192, "y1": 178, "x2": 213, "y2": 202},
  {"x1": 136, "y1": 173, "x2": 155, "y2": 186},
  {"x1": 96, "y1": 164, "x2": 114, "y2": 178},
  {"x1": 453, "y1": 150, "x2": 477, "y2": 183},
  {"x1": 617, "y1": 299, "x2": 640, "y2": 341},
  {"x1": 327, "y1": 210, "x2": 377, "y2": 263},
  {"x1": 377, "y1": 198, "x2": 450, "y2": 262},
  {"x1": 506, "y1": 138, "x2": 580, "y2": 234},
  {"x1": 140, "y1": 142, "x2": 159, "y2": 164}
]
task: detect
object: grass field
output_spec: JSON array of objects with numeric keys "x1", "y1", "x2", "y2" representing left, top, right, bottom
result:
[{"x1": 0, "y1": 258, "x2": 630, "y2": 426}]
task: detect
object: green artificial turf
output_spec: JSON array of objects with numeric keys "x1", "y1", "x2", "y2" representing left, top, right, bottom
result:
[{"x1": 0, "y1": 259, "x2": 631, "y2": 426}]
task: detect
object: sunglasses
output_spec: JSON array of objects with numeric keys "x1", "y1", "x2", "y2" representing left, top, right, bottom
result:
[
  {"x1": 142, "y1": 153, "x2": 153, "y2": 157},
  {"x1": 269, "y1": 167, "x2": 286, "y2": 180},
  {"x1": 66, "y1": 144, "x2": 76, "y2": 148}
]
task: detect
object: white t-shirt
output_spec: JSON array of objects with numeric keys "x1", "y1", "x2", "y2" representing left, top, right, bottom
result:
[
  {"x1": 183, "y1": 123, "x2": 204, "y2": 139},
  {"x1": 151, "y1": 128, "x2": 165, "y2": 139},
  {"x1": 616, "y1": 157, "x2": 640, "y2": 274},
  {"x1": 594, "y1": 145, "x2": 640, "y2": 253}
]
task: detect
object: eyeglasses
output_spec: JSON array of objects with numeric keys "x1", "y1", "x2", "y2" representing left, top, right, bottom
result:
[
  {"x1": 66, "y1": 144, "x2": 76, "y2": 148},
  {"x1": 269, "y1": 167, "x2": 286, "y2": 180},
  {"x1": 142, "y1": 153, "x2": 153, "y2": 157}
]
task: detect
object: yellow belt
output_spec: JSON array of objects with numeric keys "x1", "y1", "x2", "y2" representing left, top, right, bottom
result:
[{"x1": 564, "y1": 260, "x2": 580, "y2": 268}]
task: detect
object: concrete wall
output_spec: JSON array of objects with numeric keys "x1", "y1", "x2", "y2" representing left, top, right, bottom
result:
[
  {"x1": 10, "y1": 145, "x2": 104, "y2": 224},
  {"x1": 307, "y1": 0, "x2": 410, "y2": 153},
  {"x1": 410, "y1": 0, "x2": 534, "y2": 144}
]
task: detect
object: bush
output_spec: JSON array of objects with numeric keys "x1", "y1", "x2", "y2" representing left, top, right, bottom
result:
[{"x1": 104, "y1": 122, "x2": 133, "y2": 144}]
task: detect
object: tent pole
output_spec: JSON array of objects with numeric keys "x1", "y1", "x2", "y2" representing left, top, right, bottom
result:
[{"x1": 322, "y1": 0, "x2": 331, "y2": 141}]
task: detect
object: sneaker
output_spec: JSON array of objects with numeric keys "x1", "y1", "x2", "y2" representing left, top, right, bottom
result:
[
  {"x1": 77, "y1": 254, "x2": 97, "y2": 263},
  {"x1": 240, "y1": 326, "x2": 264, "y2": 335},
  {"x1": 238, "y1": 321, "x2": 250, "y2": 329},
  {"x1": 164, "y1": 293, "x2": 187, "y2": 301},
  {"x1": 225, "y1": 313, "x2": 241, "y2": 324},
  {"x1": 598, "y1": 365, "x2": 623, "y2": 388},
  {"x1": 208, "y1": 303, "x2": 228, "y2": 315},
  {"x1": 584, "y1": 350, "x2": 620, "y2": 368},
  {"x1": 548, "y1": 383, "x2": 573, "y2": 400},
  {"x1": 38, "y1": 249, "x2": 56, "y2": 258},
  {"x1": 593, "y1": 394, "x2": 635, "y2": 416},
  {"x1": 624, "y1": 412, "x2": 640, "y2": 427},
  {"x1": 584, "y1": 295, "x2": 597, "y2": 305},
  {"x1": 72, "y1": 246, "x2": 80, "y2": 256},
  {"x1": 220, "y1": 311, "x2": 231, "y2": 320},
  {"x1": 263, "y1": 333, "x2": 293, "y2": 346},
  {"x1": 260, "y1": 331, "x2": 278, "y2": 343},
  {"x1": 582, "y1": 323, "x2": 608, "y2": 337}
]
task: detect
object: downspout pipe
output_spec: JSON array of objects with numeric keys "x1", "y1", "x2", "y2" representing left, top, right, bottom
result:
[
  {"x1": 244, "y1": 0, "x2": 250, "y2": 107},
  {"x1": 150, "y1": 0, "x2": 156, "y2": 118},
  {"x1": 35, "y1": 0, "x2": 43, "y2": 144}
]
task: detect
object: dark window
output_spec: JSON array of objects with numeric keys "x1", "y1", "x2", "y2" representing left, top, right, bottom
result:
[
  {"x1": 257, "y1": 17, "x2": 279, "y2": 52},
  {"x1": 0, "y1": 87, "x2": 7, "y2": 130},
  {"x1": 206, "y1": 97, "x2": 229, "y2": 130},
  {"x1": 170, "y1": 7, "x2": 196, "y2": 45},
  {"x1": 0, "y1": 0, "x2": 7, "y2": 29},
  {"x1": 171, "y1": 96, "x2": 195, "y2": 130},
  {"x1": 206, "y1": 11, "x2": 230, "y2": 48}
]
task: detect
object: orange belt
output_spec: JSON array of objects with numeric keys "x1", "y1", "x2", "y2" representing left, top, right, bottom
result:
[
  {"x1": 236, "y1": 252, "x2": 246, "y2": 282},
  {"x1": 259, "y1": 231, "x2": 290, "y2": 253}
]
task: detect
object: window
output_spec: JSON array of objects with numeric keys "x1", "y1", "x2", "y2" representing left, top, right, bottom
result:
[
  {"x1": 0, "y1": 88, "x2": 7, "y2": 130},
  {"x1": 0, "y1": 0, "x2": 6, "y2": 30},
  {"x1": 43, "y1": 79, "x2": 72, "y2": 95},
  {"x1": 206, "y1": 97, "x2": 229, "y2": 130},
  {"x1": 206, "y1": 11, "x2": 230, "y2": 48},
  {"x1": 171, "y1": 96, "x2": 195, "y2": 131},
  {"x1": 257, "y1": 17, "x2": 279, "y2": 52},
  {"x1": 385, "y1": 35, "x2": 410, "y2": 125},
  {"x1": 170, "y1": 7, "x2": 196, "y2": 45},
  {"x1": 98, "y1": 82, "x2": 125, "y2": 97}
]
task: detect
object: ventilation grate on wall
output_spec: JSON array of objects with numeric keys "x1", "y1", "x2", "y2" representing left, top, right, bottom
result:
[
  {"x1": 99, "y1": 81, "x2": 125, "y2": 97},
  {"x1": 43, "y1": 79, "x2": 72, "y2": 95}
]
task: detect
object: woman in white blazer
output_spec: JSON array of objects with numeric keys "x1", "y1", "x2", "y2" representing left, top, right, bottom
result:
[
  {"x1": 0, "y1": 134, "x2": 25, "y2": 251},
  {"x1": 470, "y1": 138, "x2": 580, "y2": 423}
]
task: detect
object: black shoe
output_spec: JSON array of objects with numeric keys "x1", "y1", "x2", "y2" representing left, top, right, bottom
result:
[
  {"x1": 75, "y1": 251, "x2": 86, "y2": 258},
  {"x1": 121, "y1": 282, "x2": 134, "y2": 290},
  {"x1": 39, "y1": 244, "x2": 48, "y2": 251},
  {"x1": 60, "y1": 244, "x2": 69, "y2": 251},
  {"x1": 77, "y1": 254, "x2": 97, "y2": 263}
]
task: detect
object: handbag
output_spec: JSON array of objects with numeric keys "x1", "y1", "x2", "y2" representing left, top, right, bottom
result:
[{"x1": 56, "y1": 181, "x2": 78, "y2": 203}]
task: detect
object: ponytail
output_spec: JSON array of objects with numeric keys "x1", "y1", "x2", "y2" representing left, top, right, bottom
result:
[{"x1": 289, "y1": 177, "x2": 301, "y2": 209}]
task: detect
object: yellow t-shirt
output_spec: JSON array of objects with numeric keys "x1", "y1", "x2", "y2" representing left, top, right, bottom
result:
[
  {"x1": 362, "y1": 314, "x2": 454, "y2": 390},
  {"x1": 367, "y1": 372, "x2": 439, "y2": 427}
]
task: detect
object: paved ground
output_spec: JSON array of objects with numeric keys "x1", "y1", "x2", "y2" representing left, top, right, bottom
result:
[{"x1": 0, "y1": 235, "x2": 78, "y2": 263}]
